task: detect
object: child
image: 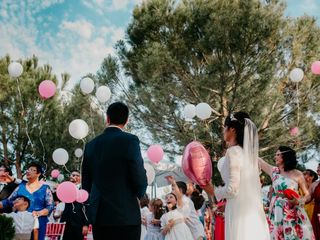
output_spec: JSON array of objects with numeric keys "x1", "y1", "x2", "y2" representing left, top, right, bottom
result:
[
  {"x1": 160, "y1": 177, "x2": 193, "y2": 240},
  {"x1": 140, "y1": 194, "x2": 150, "y2": 240},
  {"x1": 145, "y1": 198, "x2": 164, "y2": 240},
  {"x1": 4, "y1": 195, "x2": 39, "y2": 240}
]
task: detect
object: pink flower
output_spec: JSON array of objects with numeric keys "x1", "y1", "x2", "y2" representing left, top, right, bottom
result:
[
  {"x1": 285, "y1": 227, "x2": 292, "y2": 235},
  {"x1": 294, "y1": 224, "x2": 303, "y2": 238},
  {"x1": 283, "y1": 203, "x2": 297, "y2": 222},
  {"x1": 275, "y1": 225, "x2": 284, "y2": 240}
]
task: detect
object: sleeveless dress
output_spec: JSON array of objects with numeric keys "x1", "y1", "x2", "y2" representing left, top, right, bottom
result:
[
  {"x1": 160, "y1": 209, "x2": 193, "y2": 240},
  {"x1": 215, "y1": 146, "x2": 270, "y2": 240},
  {"x1": 269, "y1": 167, "x2": 315, "y2": 240},
  {"x1": 141, "y1": 206, "x2": 150, "y2": 240},
  {"x1": 145, "y1": 212, "x2": 164, "y2": 240},
  {"x1": 311, "y1": 182, "x2": 320, "y2": 239}
]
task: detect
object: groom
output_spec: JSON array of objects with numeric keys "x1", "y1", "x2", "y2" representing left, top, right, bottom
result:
[{"x1": 82, "y1": 102, "x2": 148, "y2": 240}]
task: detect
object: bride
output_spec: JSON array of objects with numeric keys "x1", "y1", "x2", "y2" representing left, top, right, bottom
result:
[{"x1": 204, "y1": 112, "x2": 270, "y2": 240}]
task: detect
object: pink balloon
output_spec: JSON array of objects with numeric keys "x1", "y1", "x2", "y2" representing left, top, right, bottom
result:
[
  {"x1": 38, "y1": 80, "x2": 56, "y2": 99},
  {"x1": 51, "y1": 169, "x2": 60, "y2": 179},
  {"x1": 311, "y1": 61, "x2": 320, "y2": 75},
  {"x1": 76, "y1": 189, "x2": 89, "y2": 203},
  {"x1": 147, "y1": 145, "x2": 164, "y2": 164},
  {"x1": 290, "y1": 127, "x2": 299, "y2": 137},
  {"x1": 56, "y1": 181, "x2": 77, "y2": 203},
  {"x1": 182, "y1": 141, "x2": 212, "y2": 187}
]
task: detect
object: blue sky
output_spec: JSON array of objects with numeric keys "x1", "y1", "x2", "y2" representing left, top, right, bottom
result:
[{"x1": 0, "y1": 0, "x2": 319, "y2": 87}]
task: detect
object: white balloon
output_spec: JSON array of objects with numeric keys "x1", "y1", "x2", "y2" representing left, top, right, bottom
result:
[
  {"x1": 96, "y1": 86, "x2": 111, "y2": 103},
  {"x1": 74, "y1": 148, "x2": 83, "y2": 158},
  {"x1": 183, "y1": 104, "x2": 196, "y2": 119},
  {"x1": 52, "y1": 148, "x2": 69, "y2": 165},
  {"x1": 196, "y1": 102, "x2": 212, "y2": 120},
  {"x1": 69, "y1": 119, "x2": 89, "y2": 140},
  {"x1": 8, "y1": 62, "x2": 23, "y2": 77},
  {"x1": 289, "y1": 68, "x2": 304, "y2": 83},
  {"x1": 80, "y1": 77, "x2": 95, "y2": 94},
  {"x1": 144, "y1": 163, "x2": 155, "y2": 185},
  {"x1": 57, "y1": 174, "x2": 64, "y2": 182}
]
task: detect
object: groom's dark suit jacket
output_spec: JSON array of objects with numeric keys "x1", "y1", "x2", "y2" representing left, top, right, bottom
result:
[{"x1": 82, "y1": 127, "x2": 147, "y2": 226}]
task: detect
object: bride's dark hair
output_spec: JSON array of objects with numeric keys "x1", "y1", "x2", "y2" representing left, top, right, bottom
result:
[{"x1": 224, "y1": 112, "x2": 250, "y2": 147}]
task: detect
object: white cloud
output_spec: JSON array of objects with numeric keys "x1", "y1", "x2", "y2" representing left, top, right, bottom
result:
[
  {"x1": 100, "y1": 26, "x2": 125, "y2": 42},
  {"x1": 82, "y1": 0, "x2": 144, "y2": 13},
  {"x1": 0, "y1": 0, "x2": 123, "y2": 89},
  {"x1": 61, "y1": 20, "x2": 94, "y2": 39},
  {"x1": 109, "y1": 0, "x2": 129, "y2": 10}
]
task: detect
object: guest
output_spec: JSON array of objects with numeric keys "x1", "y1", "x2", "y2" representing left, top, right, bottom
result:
[
  {"x1": 190, "y1": 185, "x2": 205, "y2": 224},
  {"x1": 140, "y1": 194, "x2": 150, "y2": 240},
  {"x1": 0, "y1": 164, "x2": 21, "y2": 212},
  {"x1": 160, "y1": 178, "x2": 193, "y2": 240},
  {"x1": 213, "y1": 200, "x2": 225, "y2": 240},
  {"x1": 0, "y1": 162, "x2": 54, "y2": 240},
  {"x1": 204, "y1": 205, "x2": 213, "y2": 240},
  {"x1": 309, "y1": 170, "x2": 320, "y2": 239},
  {"x1": 259, "y1": 146, "x2": 315, "y2": 239},
  {"x1": 175, "y1": 181, "x2": 206, "y2": 239},
  {"x1": 48, "y1": 193, "x2": 64, "y2": 223},
  {"x1": 60, "y1": 170, "x2": 89, "y2": 240},
  {"x1": 145, "y1": 198, "x2": 164, "y2": 240},
  {"x1": 4, "y1": 195, "x2": 39, "y2": 240},
  {"x1": 301, "y1": 169, "x2": 318, "y2": 220}
]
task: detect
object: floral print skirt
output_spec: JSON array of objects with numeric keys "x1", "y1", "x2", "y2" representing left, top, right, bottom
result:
[{"x1": 268, "y1": 196, "x2": 315, "y2": 240}]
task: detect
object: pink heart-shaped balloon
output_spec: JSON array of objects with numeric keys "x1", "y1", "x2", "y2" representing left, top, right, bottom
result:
[{"x1": 182, "y1": 141, "x2": 212, "y2": 187}]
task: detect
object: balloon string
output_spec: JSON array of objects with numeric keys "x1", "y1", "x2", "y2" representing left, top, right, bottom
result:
[
  {"x1": 296, "y1": 82, "x2": 300, "y2": 126},
  {"x1": 79, "y1": 138, "x2": 86, "y2": 190},
  {"x1": 82, "y1": 205, "x2": 89, "y2": 222},
  {"x1": 39, "y1": 99, "x2": 47, "y2": 175},
  {"x1": 15, "y1": 77, "x2": 35, "y2": 155},
  {"x1": 63, "y1": 165, "x2": 71, "y2": 174},
  {"x1": 89, "y1": 104, "x2": 96, "y2": 136},
  {"x1": 72, "y1": 203, "x2": 75, "y2": 214},
  {"x1": 192, "y1": 122, "x2": 197, "y2": 141}
]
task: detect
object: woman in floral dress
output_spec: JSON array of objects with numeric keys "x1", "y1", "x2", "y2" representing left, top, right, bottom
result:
[
  {"x1": 309, "y1": 178, "x2": 320, "y2": 239},
  {"x1": 259, "y1": 146, "x2": 315, "y2": 240}
]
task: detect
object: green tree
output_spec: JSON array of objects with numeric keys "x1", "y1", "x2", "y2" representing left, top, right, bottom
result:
[
  {"x1": 97, "y1": 0, "x2": 320, "y2": 178},
  {"x1": 0, "y1": 55, "x2": 104, "y2": 178}
]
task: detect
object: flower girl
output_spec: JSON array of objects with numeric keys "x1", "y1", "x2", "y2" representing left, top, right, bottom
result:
[{"x1": 160, "y1": 177, "x2": 193, "y2": 240}]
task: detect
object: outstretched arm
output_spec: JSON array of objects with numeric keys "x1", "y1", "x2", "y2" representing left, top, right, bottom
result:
[
  {"x1": 258, "y1": 157, "x2": 273, "y2": 177},
  {"x1": 166, "y1": 176, "x2": 183, "y2": 208}
]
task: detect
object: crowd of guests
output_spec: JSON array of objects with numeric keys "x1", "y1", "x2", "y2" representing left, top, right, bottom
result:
[
  {"x1": 139, "y1": 147, "x2": 320, "y2": 240},
  {"x1": 0, "y1": 163, "x2": 88, "y2": 240},
  {"x1": 1, "y1": 148, "x2": 320, "y2": 240}
]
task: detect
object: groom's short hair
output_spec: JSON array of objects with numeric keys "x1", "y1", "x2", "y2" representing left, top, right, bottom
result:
[
  {"x1": 176, "y1": 181, "x2": 187, "y2": 195},
  {"x1": 107, "y1": 102, "x2": 129, "y2": 125}
]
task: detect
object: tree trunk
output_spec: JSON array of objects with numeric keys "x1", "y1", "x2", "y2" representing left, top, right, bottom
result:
[
  {"x1": 15, "y1": 151, "x2": 22, "y2": 179},
  {"x1": 1, "y1": 128, "x2": 9, "y2": 166}
]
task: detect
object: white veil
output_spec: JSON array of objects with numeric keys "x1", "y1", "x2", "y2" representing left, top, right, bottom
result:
[{"x1": 235, "y1": 118, "x2": 269, "y2": 238}]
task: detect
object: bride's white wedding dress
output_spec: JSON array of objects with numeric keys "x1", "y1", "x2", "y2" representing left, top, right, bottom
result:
[{"x1": 215, "y1": 119, "x2": 270, "y2": 240}]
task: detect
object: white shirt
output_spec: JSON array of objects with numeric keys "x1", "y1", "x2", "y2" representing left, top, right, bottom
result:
[
  {"x1": 5, "y1": 211, "x2": 39, "y2": 234},
  {"x1": 179, "y1": 195, "x2": 205, "y2": 239}
]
